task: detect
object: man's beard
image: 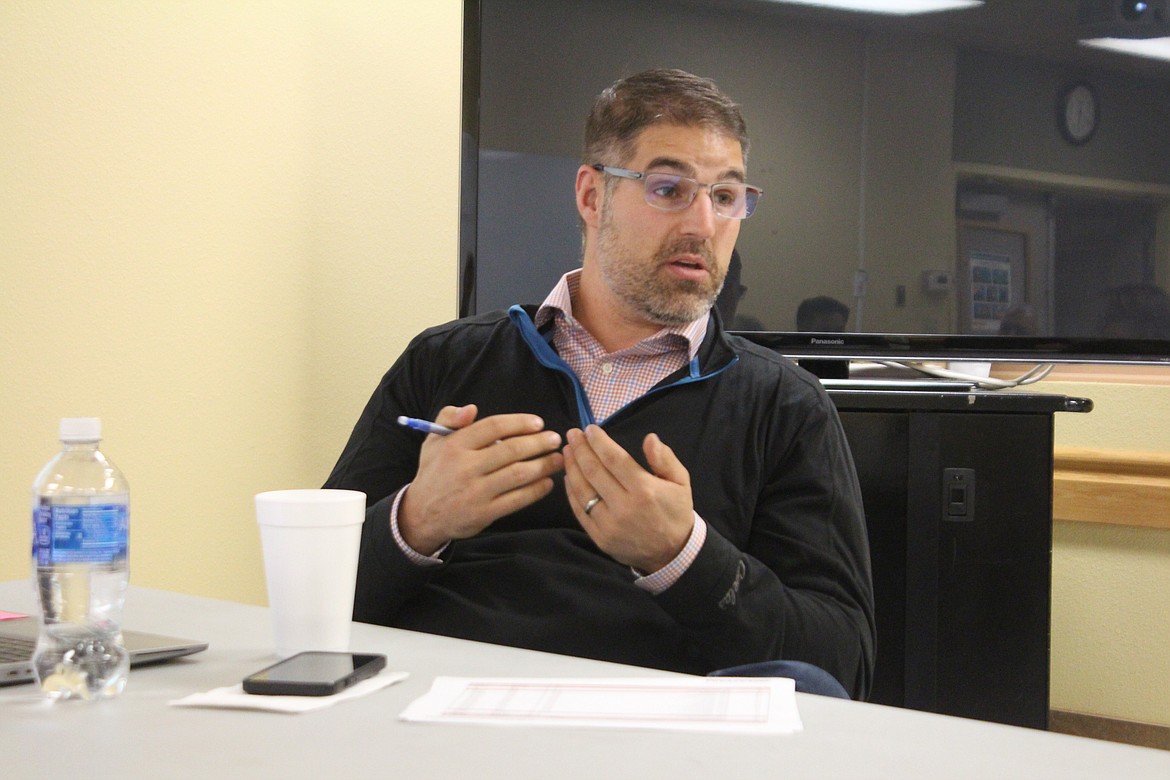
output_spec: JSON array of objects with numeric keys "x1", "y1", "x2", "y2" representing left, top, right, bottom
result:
[{"x1": 594, "y1": 206, "x2": 726, "y2": 327}]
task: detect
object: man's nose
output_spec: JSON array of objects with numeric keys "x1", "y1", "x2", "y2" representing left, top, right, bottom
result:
[{"x1": 679, "y1": 188, "x2": 718, "y2": 237}]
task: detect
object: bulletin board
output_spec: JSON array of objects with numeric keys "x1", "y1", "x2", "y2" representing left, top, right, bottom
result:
[{"x1": 956, "y1": 225, "x2": 1030, "y2": 335}]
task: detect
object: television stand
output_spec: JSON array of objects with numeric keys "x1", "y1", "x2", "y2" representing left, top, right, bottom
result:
[{"x1": 828, "y1": 389, "x2": 1092, "y2": 729}]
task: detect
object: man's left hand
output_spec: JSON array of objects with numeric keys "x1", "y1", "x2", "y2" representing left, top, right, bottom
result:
[{"x1": 564, "y1": 425, "x2": 695, "y2": 573}]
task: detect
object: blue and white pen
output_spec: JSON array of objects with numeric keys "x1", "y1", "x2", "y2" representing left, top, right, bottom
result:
[{"x1": 396, "y1": 415, "x2": 455, "y2": 437}]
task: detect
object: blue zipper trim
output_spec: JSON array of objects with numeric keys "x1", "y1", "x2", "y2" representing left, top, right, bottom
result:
[
  {"x1": 508, "y1": 304, "x2": 740, "y2": 426},
  {"x1": 631, "y1": 353, "x2": 739, "y2": 410},
  {"x1": 509, "y1": 305, "x2": 596, "y2": 426}
]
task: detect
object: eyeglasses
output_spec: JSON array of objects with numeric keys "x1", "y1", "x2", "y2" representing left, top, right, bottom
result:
[{"x1": 591, "y1": 164, "x2": 762, "y2": 220}]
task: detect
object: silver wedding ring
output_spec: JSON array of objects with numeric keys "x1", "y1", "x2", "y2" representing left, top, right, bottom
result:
[{"x1": 583, "y1": 495, "x2": 602, "y2": 515}]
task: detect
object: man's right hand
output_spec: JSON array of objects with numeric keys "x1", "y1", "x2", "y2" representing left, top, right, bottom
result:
[{"x1": 397, "y1": 404, "x2": 564, "y2": 555}]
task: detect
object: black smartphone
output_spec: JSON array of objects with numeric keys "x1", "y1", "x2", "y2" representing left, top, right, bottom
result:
[{"x1": 242, "y1": 651, "x2": 387, "y2": 696}]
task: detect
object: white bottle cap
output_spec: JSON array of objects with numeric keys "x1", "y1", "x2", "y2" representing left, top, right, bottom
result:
[{"x1": 59, "y1": 417, "x2": 102, "y2": 442}]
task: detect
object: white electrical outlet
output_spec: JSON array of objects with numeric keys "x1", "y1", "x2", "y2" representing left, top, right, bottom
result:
[{"x1": 922, "y1": 270, "x2": 952, "y2": 293}]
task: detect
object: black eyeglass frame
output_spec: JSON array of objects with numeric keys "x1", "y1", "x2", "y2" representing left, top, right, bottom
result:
[{"x1": 591, "y1": 163, "x2": 762, "y2": 220}]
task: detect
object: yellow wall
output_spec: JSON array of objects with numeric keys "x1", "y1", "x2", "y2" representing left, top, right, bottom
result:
[
  {"x1": 0, "y1": 1, "x2": 462, "y2": 602},
  {"x1": 1, "y1": 0, "x2": 1165, "y2": 730},
  {"x1": 1038, "y1": 379, "x2": 1170, "y2": 727}
]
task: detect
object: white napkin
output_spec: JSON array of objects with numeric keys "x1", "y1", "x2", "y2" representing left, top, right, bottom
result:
[{"x1": 169, "y1": 670, "x2": 408, "y2": 713}]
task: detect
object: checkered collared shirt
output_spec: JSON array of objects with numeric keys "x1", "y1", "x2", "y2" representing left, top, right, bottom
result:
[{"x1": 534, "y1": 270, "x2": 708, "y2": 422}]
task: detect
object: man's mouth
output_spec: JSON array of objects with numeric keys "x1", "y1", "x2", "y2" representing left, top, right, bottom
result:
[
  {"x1": 662, "y1": 241, "x2": 712, "y2": 273},
  {"x1": 671, "y1": 256, "x2": 707, "y2": 271},
  {"x1": 664, "y1": 254, "x2": 712, "y2": 284}
]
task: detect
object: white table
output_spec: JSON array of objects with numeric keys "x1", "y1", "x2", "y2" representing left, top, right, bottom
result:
[{"x1": 1, "y1": 581, "x2": 1167, "y2": 779}]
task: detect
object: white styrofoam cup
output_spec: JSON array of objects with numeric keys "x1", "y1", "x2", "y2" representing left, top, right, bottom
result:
[{"x1": 254, "y1": 489, "x2": 366, "y2": 657}]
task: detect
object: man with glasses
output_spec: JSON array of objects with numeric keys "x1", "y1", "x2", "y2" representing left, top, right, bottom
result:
[{"x1": 325, "y1": 69, "x2": 875, "y2": 700}]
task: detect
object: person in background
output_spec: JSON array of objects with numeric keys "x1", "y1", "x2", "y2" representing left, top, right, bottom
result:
[
  {"x1": 796, "y1": 295, "x2": 850, "y2": 332},
  {"x1": 324, "y1": 68, "x2": 875, "y2": 699},
  {"x1": 1099, "y1": 282, "x2": 1170, "y2": 340},
  {"x1": 998, "y1": 304, "x2": 1038, "y2": 336}
]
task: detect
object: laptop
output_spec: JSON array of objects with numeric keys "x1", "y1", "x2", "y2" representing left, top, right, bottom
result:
[{"x1": 0, "y1": 611, "x2": 208, "y2": 687}]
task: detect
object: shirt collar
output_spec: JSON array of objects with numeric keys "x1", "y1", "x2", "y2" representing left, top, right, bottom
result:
[{"x1": 535, "y1": 269, "x2": 709, "y2": 361}]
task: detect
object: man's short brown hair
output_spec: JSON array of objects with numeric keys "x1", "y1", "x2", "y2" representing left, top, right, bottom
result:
[{"x1": 583, "y1": 68, "x2": 750, "y2": 167}]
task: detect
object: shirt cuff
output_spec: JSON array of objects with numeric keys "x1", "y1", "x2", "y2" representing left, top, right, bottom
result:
[
  {"x1": 389, "y1": 484, "x2": 446, "y2": 566},
  {"x1": 633, "y1": 513, "x2": 707, "y2": 595}
]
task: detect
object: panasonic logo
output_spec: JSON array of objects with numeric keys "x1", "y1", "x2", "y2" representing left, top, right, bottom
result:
[{"x1": 810, "y1": 337, "x2": 845, "y2": 345}]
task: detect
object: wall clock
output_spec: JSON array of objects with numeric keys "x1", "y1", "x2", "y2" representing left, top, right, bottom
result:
[{"x1": 1058, "y1": 82, "x2": 1099, "y2": 146}]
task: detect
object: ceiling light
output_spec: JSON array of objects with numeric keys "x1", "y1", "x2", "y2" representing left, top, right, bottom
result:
[
  {"x1": 764, "y1": 0, "x2": 983, "y2": 15},
  {"x1": 1080, "y1": 36, "x2": 1170, "y2": 61}
]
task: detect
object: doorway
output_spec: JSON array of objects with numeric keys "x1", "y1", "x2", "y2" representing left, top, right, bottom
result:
[{"x1": 955, "y1": 180, "x2": 1167, "y2": 338}]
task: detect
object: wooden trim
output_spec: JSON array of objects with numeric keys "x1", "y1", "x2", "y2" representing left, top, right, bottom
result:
[
  {"x1": 1054, "y1": 447, "x2": 1170, "y2": 530},
  {"x1": 955, "y1": 162, "x2": 1170, "y2": 200},
  {"x1": 1049, "y1": 709, "x2": 1170, "y2": 751},
  {"x1": 991, "y1": 363, "x2": 1170, "y2": 385}
]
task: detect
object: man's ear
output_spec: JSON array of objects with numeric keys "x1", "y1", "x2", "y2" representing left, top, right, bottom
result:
[{"x1": 575, "y1": 165, "x2": 602, "y2": 229}]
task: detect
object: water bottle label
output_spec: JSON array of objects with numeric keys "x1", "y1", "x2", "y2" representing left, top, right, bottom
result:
[{"x1": 33, "y1": 503, "x2": 129, "y2": 566}]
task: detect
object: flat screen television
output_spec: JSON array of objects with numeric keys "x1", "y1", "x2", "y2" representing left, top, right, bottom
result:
[{"x1": 458, "y1": 0, "x2": 1170, "y2": 371}]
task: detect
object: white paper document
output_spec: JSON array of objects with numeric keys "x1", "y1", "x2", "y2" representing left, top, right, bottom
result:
[{"x1": 400, "y1": 676, "x2": 803, "y2": 734}]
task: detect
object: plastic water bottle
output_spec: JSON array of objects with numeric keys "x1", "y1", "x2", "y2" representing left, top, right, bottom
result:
[{"x1": 31, "y1": 418, "x2": 130, "y2": 700}]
